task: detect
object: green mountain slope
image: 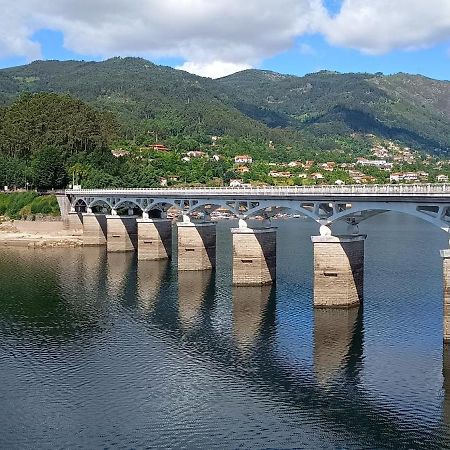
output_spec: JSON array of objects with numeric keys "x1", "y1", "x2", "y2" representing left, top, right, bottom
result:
[{"x1": 0, "y1": 57, "x2": 449, "y2": 154}]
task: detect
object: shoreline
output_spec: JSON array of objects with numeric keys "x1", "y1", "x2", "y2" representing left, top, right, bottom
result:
[{"x1": 0, "y1": 220, "x2": 83, "y2": 248}]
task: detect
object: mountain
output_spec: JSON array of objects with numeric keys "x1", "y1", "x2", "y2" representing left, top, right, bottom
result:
[{"x1": 0, "y1": 57, "x2": 449, "y2": 154}]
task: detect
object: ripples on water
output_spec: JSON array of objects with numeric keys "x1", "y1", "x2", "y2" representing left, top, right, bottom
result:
[{"x1": 1, "y1": 214, "x2": 450, "y2": 449}]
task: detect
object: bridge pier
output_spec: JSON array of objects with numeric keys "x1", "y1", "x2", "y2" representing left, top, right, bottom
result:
[
  {"x1": 311, "y1": 234, "x2": 366, "y2": 308},
  {"x1": 441, "y1": 250, "x2": 450, "y2": 342},
  {"x1": 106, "y1": 215, "x2": 138, "y2": 252},
  {"x1": 68, "y1": 211, "x2": 83, "y2": 230},
  {"x1": 177, "y1": 220, "x2": 216, "y2": 271},
  {"x1": 136, "y1": 218, "x2": 172, "y2": 260},
  {"x1": 82, "y1": 213, "x2": 107, "y2": 246},
  {"x1": 231, "y1": 225, "x2": 277, "y2": 286}
]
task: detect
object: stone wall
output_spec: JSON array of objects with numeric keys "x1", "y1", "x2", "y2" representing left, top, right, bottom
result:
[
  {"x1": 177, "y1": 223, "x2": 216, "y2": 271},
  {"x1": 107, "y1": 216, "x2": 138, "y2": 252},
  {"x1": 231, "y1": 228, "x2": 276, "y2": 286},
  {"x1": 312, "y1": 235, "x2": 366, "y2": 308},
  {"x1": 82, "y1": 213, "x2": 107, "y2": 246},
  {"x1": 137, "y1": 219, "x2": 172, "y2": 260}
]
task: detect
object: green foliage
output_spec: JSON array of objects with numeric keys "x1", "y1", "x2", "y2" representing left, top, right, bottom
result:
[
  {"x1": 0, "y1": 192, "x2": 38, "y2": 218},
  {"x1": 31, "y1": 147, "x2": 68, "y2": 189},
  {"x1": 29, "y1": 195, "x2": 60, "y2": 216}
]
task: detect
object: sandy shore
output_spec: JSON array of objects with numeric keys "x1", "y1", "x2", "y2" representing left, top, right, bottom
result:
[{"x1": 0, "y1": 220, "x2": 83, "y2": 248}]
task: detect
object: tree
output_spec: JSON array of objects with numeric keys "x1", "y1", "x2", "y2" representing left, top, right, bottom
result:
[{"x1": 31, "y1": 147, "x2": 68, "y2": 190}]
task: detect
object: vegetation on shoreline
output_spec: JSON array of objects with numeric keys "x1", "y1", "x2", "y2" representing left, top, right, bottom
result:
[{"x1": 0, "y1": 193, "x2": 60, "y2": 219}]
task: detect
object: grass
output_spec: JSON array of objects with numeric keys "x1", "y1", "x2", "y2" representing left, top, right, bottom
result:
[{"x1": 0, "y1": 193, "x2": 60, "y2": 219}]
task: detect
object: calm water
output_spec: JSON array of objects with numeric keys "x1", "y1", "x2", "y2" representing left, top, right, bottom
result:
[{"x1": 1, "y1": 214, "x2": 450, "y2": 449}]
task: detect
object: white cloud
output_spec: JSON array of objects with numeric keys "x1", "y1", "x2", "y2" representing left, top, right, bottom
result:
[
  {"x1": 298, "y1": 43, "x2": 316, "y2": 55},
  {"x1": 0, "y1": 0, "x2": 326, "y2": 76},
  {"x1": 321, "y1": 0, "x2": 450, "y2": 54},
  {"x1": 177, "y1": 61, "x2": 251, "y2": 79},
  {"x1": 1, "y1": 0, "x2": 450, "y2": 76}
]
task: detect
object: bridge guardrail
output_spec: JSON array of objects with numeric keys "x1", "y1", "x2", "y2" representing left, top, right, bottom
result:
[{"x1": 65, "y1": 184, "x2": 450, "y2": 197}]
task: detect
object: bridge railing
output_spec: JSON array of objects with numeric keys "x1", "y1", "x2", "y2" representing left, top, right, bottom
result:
[{"x1": 65, "y1": 184, "x2": 450, "y2": 197}]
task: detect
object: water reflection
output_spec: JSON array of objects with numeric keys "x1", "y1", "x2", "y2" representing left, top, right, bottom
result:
[
  {"x1": 137, "y1": 260, "x2": 169, "y2": 312},
  {"x1": 232, "y1": 285, "x2": 273, "y2": 354},
  {"x1": 313, "y1": 307, "x2": 364, "y2": 386},
  {"x1": 106, "y1": 252, "x2": 134, "y2": 298},
  {"x1": 177, "y1": 271, "x2": 213, "y2": 330}
]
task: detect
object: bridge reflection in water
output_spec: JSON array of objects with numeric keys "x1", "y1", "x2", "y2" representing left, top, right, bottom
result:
[{"x1": 0, "y1": 226, "x2": 449, "y2": 448}]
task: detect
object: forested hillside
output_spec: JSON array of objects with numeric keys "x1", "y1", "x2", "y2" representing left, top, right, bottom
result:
[{"x1": 0, "y1": 57, "x2": 449, "y2": 190}]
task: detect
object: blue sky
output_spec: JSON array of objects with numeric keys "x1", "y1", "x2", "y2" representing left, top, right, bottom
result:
[{"x1": 0, "y1": 1, "x2": 449, "y2": 80}]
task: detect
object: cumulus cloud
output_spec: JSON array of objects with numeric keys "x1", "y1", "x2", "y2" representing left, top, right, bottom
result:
[
  {"x1": 0, "y1": 0, "x2": 325, "y2": 77},
  {"x1": 1, "y1": 0, "x2": 450, "y2": 77},
  {"x1": 321, "y1": 0, "x2": 450, "y2": 54}
]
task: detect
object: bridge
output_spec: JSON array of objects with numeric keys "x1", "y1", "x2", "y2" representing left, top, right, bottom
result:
[{"x1": 58, "y1": 184, "x2": 450, "y2": 341}]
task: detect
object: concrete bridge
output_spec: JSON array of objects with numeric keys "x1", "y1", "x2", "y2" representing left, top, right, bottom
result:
[{"x1": 58, "y1": 184, "x2": 450, "y2": 341}]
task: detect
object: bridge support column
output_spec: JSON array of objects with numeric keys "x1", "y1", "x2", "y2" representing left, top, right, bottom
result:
[
  {"x1": 82, "y1": 213, "x2": 107, "y2": 246},
  {"x1": 177, "y1": 222, "x2": 216, "y2": 271},
  {"x1": 106, "y1": 216, "x2": 138, "y2": 252},
  {"x1": 68, "y1": 211, "x2": 83, "y2": 230},
  {"x1": 311, "y1": 235, "x2": 366, "y2": 308},
  {"x1": 441, "y1": 250, "x2": 450, "y2": 343},
  {"x1": 137, "y1": 219, "x2": 172, "y2": 260},
  {"x1": 231, "y1": 226, "x2": 277, "y2": 286}
]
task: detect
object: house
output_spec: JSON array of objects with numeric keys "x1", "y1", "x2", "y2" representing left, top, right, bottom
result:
[
  {"x1": 437, "y1": 174, "x2": 449, "y2": 183},
  {"x1": 269, "y1": 171, "x2": 292, "y2": 178},
  {"x1": 236, "y1": 166, "x2": 250, "y2": 174},
  {"x1": 229, "y1": 179, "x2": 244, "y2": 187},
  {"x1": 159, "y1": 177, "x2": 168, "y2": 187},
  {"x1": 288, "y1": 161, "x2": 302, "y2": 168},
  {"x1": 168, "y1": 175, "x2": 180, "y2": 182},
  {"x1": 181, "y1": 157, "x2": 191, "y2": 162},
  {"x1": 320, "y1": 162, "x2": 335, "y2": 172},
  {"x1": 211, "y1": 154, "x2": 221, "y2": 162},
  {"x1": 335, "y1": 179, "x2": 345, "y2": 185},
  {"x1": 302, "y1": 160, "x2": 315, "y2": 170},
  {"x1": 186, "y1": 150, "x2": 206, "y2": 158},
  {"x1": 234, "y1": 155, "x2": 253, "y2": 164},
  {"x1": 311, "y1": 173, "x2": 324, "y2": 180},
  {"x1": 111, "y1": 149, "x2": 129, "y2": 158},
  {"x1": 152, "y1": 144, "x2": 170, "y2": 152},
  {"x1": 356, "y1": 158, "x2": 393, "y2": 171}
]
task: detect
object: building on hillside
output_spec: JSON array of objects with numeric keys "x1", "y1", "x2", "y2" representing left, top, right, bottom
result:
[
  {"x1": 302, "y1": 160, "x2": 315, "y2": 170},
  {"x1": 229, "y1": 179, "x2": 244, "y2": 187},
  {"x1": 111, "y1": 149, "x2": 130, "y2": 157},
  {"x1": 356, "y1": 158, "x2": 393, "y2": 171},
  {"x1": 236, "y1": 166, "x2": 250, "y2": 174},
  {"x1": 288, "y1": 161, "x2": 302, "y2": 168},
  {"x1": 311, "y1": 173, "x2": 324, "y2": 180},
  {"x1": 437, "y1": 174, "x2": 449, "y2": 183},
  {"x1": 234, "y1": 155, "x2": 253, "y2": 164},
  {"x1": 320, "y1": 162, "x2": 335, "y2": 172},
  {"x1": 151, "y1": 143, "x2": 170, "y2": 152},
  {"x1": 186, "y1": 150, "x2": 206, "y2": 158},
  {"x1": 335, "y1": 179, "x2": 345, "y2": 185},
  {"x1": 181, "y1": 157, "x2": 191, "y2": 162},
  {"x1": 159, "y1": 177, "x2": 168, "y2": 187},
  {"x1": 211, "y1": 154, "x2": 221, "y2": 162},
  {"x1": 269, "y1": 171, "x2": 292, "y2": 178},
  {"x1": 390, "y1": 172, "x2": 429, "y2": 183}
]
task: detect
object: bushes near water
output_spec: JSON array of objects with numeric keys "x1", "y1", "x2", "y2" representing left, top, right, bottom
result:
[{"x1": 0, "y1": 193, "x2": 60, "y2": 219}]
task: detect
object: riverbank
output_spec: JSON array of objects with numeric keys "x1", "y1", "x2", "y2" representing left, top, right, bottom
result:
[{"x1": 0, "y1": 220, "x2": 82, "y2": 248}]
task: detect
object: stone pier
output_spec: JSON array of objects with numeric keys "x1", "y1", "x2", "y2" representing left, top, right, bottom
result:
[
  {"x1": 441, "y1": 250, "x2": 450, "y2": 342},
  {"x1": 106, "y1": 216, "x2": 138, "y2": 252},
  {"x1": 231, "y1": 226, "x2": 276, "y2": 286},
  {"x1": 311, "y1": 234, "x2": 366, "y2": 308},
  {"x1": 177, "y1": 221, "x2": 216, "y2": 271},
  {"x1": 136, "y1": 219, "x2": 172, "y2": 260},
  {"x1": 82, "y1": 213, "x2": 107, "y2": 246},
  {"x1": 68, "y1": 211, "x2": 83, "y2": 230}
]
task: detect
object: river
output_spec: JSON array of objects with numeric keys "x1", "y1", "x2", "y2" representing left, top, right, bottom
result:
[{"x1": 1, "y1": 214, "x2": 449, "y2": 449}]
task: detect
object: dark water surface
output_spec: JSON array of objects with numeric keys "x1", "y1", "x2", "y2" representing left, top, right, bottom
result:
[{"x1": 1, "y1": 214, "x2": 450, "y2": 449}]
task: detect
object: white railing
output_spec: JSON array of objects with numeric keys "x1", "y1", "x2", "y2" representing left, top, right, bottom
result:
[{"x1": 65, "y1": 184, "x2": 450, "y2": 198}]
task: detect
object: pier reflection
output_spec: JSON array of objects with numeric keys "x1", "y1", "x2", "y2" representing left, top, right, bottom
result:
[
  {"x1": 137, "y1": 260, "x2": 169, "y2": 312},
  {"x1": 232, "y1": 285, "x2": 273, "y2": 353},
  {"x1": 177, "y1": 271, "x2": 213, "y2": 330},
  {"x1": 107, "y1": 252, "x2": 134, "y2": 298},
  {"x1": 313, "y1": 307, "x2": 363, "y2": 385}
]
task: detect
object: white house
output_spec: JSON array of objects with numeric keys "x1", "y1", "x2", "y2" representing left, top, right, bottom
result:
[{"x1": 234, "y1": 155, "x2": 253, "y2": 164}]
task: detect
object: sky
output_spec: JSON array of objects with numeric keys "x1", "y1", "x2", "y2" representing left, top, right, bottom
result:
[{"x1": 0, "y1": 0, "x2": 449, "y2": 80}]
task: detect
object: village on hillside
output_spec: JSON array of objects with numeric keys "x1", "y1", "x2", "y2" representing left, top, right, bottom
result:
[{"x1": 111, "y1": 135, "x2": 450, "y2": 188}]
